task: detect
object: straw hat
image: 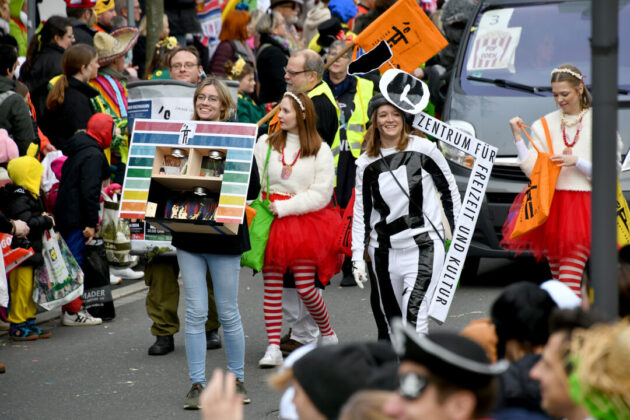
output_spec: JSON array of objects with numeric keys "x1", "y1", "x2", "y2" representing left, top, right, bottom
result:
[
  {"x1": 94, "y1": 26, "x2": 139, "y2": 66},
  {"x1": 95, "y1": 0, "x2": 114, "y2": 15},
  {"x1": 569, "y1": 319, "x2": 630, "y2": 420}
]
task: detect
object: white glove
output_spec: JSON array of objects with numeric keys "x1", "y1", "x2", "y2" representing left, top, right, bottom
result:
[{"x1": 352, "y1": 260, "x2": 368, "y2": 289}]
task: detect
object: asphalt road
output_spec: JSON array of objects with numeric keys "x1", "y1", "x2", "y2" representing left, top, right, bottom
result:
[{"x1": 0, "y1": 257, "x2": 549, "y2": 420}]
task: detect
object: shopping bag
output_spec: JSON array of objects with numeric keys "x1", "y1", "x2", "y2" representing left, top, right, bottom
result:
[
  {"x1": 101, "y1": 192, "x2": 134, "y2": 267},
  {"x1": 617, "y1": 179, "x2": 630, "y2": 248},
  {"x1": 82, "y1": 239, "x2": 115, "y2": 320},
  {"x1": 42, "y1": 228, "x2": 70, "y2": 283},
  {"x1": 241, "y1": 144, "x2": 274, "y2": 272},
  {"x1": 33, "y1": 235, "x2": 84, "y2": 311},
  {"x1": 1, "y1": 232, "x2": 34, "y2": 273},
  {"x1": 334, "y1": 189, "x2": 355, "y2": 257},
  {"x1": 510, "y1": 118, "x2": 561, "y2": 239}
]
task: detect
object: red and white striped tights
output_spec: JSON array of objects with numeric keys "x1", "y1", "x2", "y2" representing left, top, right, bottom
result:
[
  {"x1": 548, "y1": 245, "x2": 589, "y2": 298},
  {"x1": 263, "y1": 263, "x2": 333, "y2": 346}
]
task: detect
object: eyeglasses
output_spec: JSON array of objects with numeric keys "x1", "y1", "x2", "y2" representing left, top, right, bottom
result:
[
  {"x1": 171, "y1": 62, "x2": 197, "y2": 70},
  {"x1": 398, "y1": 372, "x2": 430, "y2": 400},
  {"x1": 197, "y1": 94, "x2": 220, "y2": 103},
  {"x1": 284, "y1": 67, "x2": 311, "y2": 77}
]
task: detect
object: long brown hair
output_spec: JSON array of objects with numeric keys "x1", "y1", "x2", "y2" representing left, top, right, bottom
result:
[
  {"x1": 46, "y1": 44, "x2": 97, "y2": 110},
  {"x1": 363, "y1": 106, "x2": 412, "y2": 157},
  {"x1": 268, "y1": 92, "x2": 322, "y2": 158},
  {"x1": 23, "y1": 16, "x2": 72, "y2": 75},
  {"x1": 551, "y1": 63, "x2": 591, "y2": 110}
]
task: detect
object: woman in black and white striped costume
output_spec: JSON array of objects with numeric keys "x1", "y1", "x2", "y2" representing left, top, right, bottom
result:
[{"x1": 351, "y1": 94, "x2": 461, "y2": 337}]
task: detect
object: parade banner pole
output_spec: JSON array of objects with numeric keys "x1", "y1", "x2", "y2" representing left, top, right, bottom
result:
[{"x1": 257, "y1": 42, "x2": 356, "y2": 127}]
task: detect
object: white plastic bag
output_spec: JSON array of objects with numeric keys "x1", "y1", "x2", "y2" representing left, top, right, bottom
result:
[{"x1": 42, "y1": 229, "x2": 69, "y2": 284}]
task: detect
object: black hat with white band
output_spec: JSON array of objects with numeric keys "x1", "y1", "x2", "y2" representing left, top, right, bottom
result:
[{"x1": 391, "y1": 318, "x2": 509, "y2": 390}]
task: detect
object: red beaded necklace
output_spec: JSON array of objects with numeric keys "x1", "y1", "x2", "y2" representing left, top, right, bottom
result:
[
  {"x1": 280, "y1": 147, "x2": 301, "y2": 179},
  {"x1": 561, "y1": 114, "x2": 584, "y2": 154}
]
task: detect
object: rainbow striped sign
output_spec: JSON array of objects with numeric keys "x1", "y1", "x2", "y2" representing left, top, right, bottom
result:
[{"x1": 119, "y1": 119, "x2": 257, "y2": 225}]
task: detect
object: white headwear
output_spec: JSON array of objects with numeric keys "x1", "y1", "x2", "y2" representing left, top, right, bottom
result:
[{"x1": 541, "y1": 280, "x2": 581, "y2": 309}]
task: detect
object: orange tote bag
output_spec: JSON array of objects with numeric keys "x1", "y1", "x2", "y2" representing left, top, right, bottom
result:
[{"x1": 510, "y1": 117, "x2": 561, "y2": 239}]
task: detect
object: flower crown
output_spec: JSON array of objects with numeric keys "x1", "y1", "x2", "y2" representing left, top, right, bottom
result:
[
  {"x1": 156, "y1": 36, "x2": 178, "y2": 50},
  {"x1": 229, "y1": 57, "x2": 247, "y2": 79},
  {"x1": 284, "y1": 92, "x2": 305, "y2": 111},
  {"x1": 551, "y1": 67, "x2": 585, "y2": 81}
]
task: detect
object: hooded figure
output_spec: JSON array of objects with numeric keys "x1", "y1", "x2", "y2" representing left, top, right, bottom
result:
[
  {"x1": 54, "y1": 112, "x2": 112, "y2": 234},
  {"x1": 0, "y1": 155, "x2": 53, "y2": 267},
  {"x1": 0, "y1": 152, "x2": 55, "y2": 340}
]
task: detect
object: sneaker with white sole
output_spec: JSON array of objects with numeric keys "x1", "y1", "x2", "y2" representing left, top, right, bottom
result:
[
  {"x1": 110, "y1": 273, "x2": 122, "y2": 285},
  {"x1": 320, "y1": 332, "x2": 339, "y2": 345},
  {"x1": 258, "y1": 344, "x2": 283, "y2": 368},
  {"x1": 62, "y1": 309, "x2": 103, "y2": 326},
  {"x1": 109, "y1": 266, "x2": 144, "y2": 280}
]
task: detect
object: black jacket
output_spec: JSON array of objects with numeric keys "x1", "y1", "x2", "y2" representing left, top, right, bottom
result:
[
  {"x1": 0, "y1": 75, "x2": 35, "y2": 155},
  {"x1": 494, "y1": 353, "x2": 552, "y2": 419},
  {"x1": 54, "y1": 132, "x2": 110, "y2": 232},
  {"x1": 0, "y1": 213, "x2": 13, "y2": 234},
  {"x1": 68, "y1": 18, "x2": 95, "y2": 46},
  {"x1": 256, "y1": 34, "x2": 290, "y2": 104},
  {"x1": 40, "y1": 76, "x2": 98, "y2": 150},
  {"x1": 20, "y1": 44, "x2": 65, "y2": 122},
  {"x1": 310, "y1": 82, "x2": 339, "y2": 147},
  {"x1": 171, "y1": 157, "x2": 260, "y2": 255},
  {"x1": 164, "y1": 0, "x2": 202, "y2": 35},
  {"x1": 0, "y1": 184, "x2": 54, "y2": 266}
]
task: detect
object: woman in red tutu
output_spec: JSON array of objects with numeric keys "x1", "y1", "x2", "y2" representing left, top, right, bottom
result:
[
  {"x1": 502, "y1": 63, "x2": 622, "y2": 297},
  {"x1": 254, "y1": 92, "x2": 341, "y2": 367}
]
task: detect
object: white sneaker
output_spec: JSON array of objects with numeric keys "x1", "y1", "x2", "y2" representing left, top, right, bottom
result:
[
  {"x1": 110, "y1": 266, "x2": 144, "y2": 280},
  {"x1": 320, "y1": 332, "x2": 338, "y2": 346},
  {"x1": 110, "y1": 273, "x2": 122, "y2": 285},
  {"x1": 259, "y1": 345, "x2": 283, "y2": 368},
  {"x1": 62, "y1": 308, "x2": 103, "y2": 326}
]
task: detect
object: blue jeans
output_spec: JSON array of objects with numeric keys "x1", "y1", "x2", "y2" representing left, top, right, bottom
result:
[
  {"x1": 61, "y1": 229, "x2": 86, "y2": 267},
  {"x1": 176, "y1": 249, "x2": 245, "y2": 384}
]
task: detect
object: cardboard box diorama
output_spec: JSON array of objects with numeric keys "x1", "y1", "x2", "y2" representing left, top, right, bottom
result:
[{"x1": 118, "y1": 119, "x2": 258, "y2": 235}]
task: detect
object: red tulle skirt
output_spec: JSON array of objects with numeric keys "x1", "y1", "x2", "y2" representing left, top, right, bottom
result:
[
  {"x1": 264, "y1": 193, "x2": 343, "y2": 285},
  {"x1": 500, "y1": 190, "x2": 591, "y2": 261}
]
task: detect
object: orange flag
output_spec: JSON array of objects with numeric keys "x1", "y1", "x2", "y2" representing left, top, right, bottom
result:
[{"x1": 354, "y1": 0, "x2": 448, "y2": 73}]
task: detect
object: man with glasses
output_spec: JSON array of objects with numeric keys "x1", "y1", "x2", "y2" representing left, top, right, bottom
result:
[
  {"x1": 65, "y1": 0, "x2": 97, "y2": 46},
  {"x1": 115, "y1": 0, "x2": 142, "y2": 26},
  {"x1": 269, "y1": 0, "x2": 303, "y2": 50},
  {"x1": 169, "y1": 46, "x2": 204, "y2": 84},
  {"x1": 383, "y1": 319, "x2": 507, "y2": 420},
  {"x1": 273, "y1": 49, "x2": 341, "y2": 358}
]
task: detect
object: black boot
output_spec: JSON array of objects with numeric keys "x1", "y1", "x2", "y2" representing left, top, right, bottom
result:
[
  {"x1": 148, "y1": 335, "x2": 174, "y2": 355},
  {"x1": 206, "y1": 328, "x2": 222, "y2": 350}
]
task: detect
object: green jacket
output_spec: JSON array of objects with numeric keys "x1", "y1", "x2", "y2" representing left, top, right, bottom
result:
[{"x1": 237, "y1": 93, "x2": 266, "y2": 124}]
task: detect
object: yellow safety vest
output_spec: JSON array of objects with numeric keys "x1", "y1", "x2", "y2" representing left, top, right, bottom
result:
[{"x1": 330, "y1": 76, "x2": 374, "y2": 164}]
